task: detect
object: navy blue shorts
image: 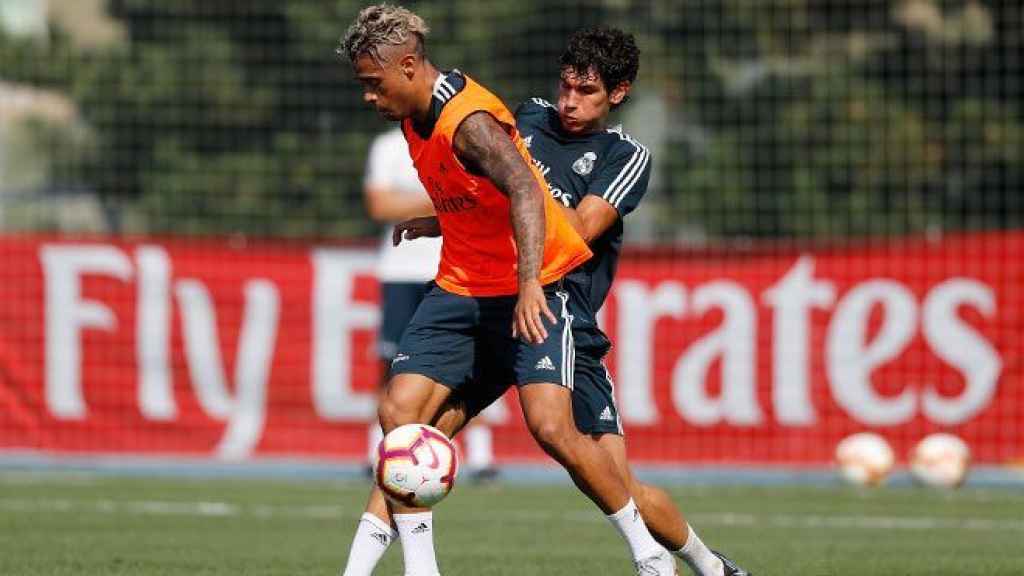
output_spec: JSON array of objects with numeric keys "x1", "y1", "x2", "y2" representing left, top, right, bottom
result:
[
  {"x1": 569, "y1": 342, "x2": 622, "y2": 435},
  {"x1": 457, "y1": 317, "x2": 622, "y2": 436},
  {"x1": 389, "y1": 282, "x2": 577, "y2": 392},
  {"x1": 377, "y1": 281, "x2": 432, "y2": 360},
  {"x1": 460, "y1": 342, "x2": 623, "y2": 436}
]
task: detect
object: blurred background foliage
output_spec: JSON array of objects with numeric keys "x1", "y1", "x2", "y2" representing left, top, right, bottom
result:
[{"x1": 0, "y1": 0, "x2": 1019, "y2": 241}]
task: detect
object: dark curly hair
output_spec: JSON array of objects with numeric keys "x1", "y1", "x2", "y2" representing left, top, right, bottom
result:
[{"x1": 559, "y1": 27, "x2": 640, "y2": 109}]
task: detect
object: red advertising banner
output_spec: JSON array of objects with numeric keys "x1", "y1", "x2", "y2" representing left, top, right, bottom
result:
[{"x1": 0, "y1": 233, "x2": 1021, "y2": 465}]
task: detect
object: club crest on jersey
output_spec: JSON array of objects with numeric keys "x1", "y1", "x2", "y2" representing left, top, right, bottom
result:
[
  {"x1": 572, "y1": 151, "x2": 597, "y2": 175},
  {"x1": 522, "y1": 135, "x2": 533, "y2": 148}
]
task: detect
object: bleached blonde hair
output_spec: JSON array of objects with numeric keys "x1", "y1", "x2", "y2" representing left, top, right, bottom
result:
[{"x1": 338, "y1": 4, "x2": 430, "y2": 64}]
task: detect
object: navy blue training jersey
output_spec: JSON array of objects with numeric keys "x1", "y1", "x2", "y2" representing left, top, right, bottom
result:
[{"x1": 515, "y1": 97, "x2": 652, "y2": 351}]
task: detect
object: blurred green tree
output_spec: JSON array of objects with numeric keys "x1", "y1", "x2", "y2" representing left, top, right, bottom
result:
[{"x1": 0, "y1": 0, "x2": 1019, "y2": 240}]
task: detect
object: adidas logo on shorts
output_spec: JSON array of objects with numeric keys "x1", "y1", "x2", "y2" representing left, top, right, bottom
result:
[
  {"x1": 535, "y1": 356, "x2": 556, "y2": 371},
  {"x1": 600, "y1": 406, "x2": 615, "y2": 421}
]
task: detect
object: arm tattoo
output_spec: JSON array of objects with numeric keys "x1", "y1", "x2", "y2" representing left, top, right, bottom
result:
[{"x1": 453, "y1": 111, "x2": 544, "y2": 286}]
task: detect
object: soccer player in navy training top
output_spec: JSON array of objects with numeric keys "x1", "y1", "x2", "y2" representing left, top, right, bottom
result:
[
  {"x1": 505, "y1": 27, "x2": 752, "y2": 576},
  {"x1": 451, "y1": 27, "x2": 753, "y2": 576}
]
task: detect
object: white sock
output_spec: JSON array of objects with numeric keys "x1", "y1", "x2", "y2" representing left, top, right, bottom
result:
[
  {"x1": 341, "y1": 513, "x2": 397, "y2": 576},
  {"x1": 368, "y1": 423, "x2": 384, "y2": 463},
  {"x1": 394, "y1": 511, "x2": 440, "y2": 576},
  {"x1": 674, "y1": 525, "x2": 723, "y2": 576},
  {"x1": 465, "y1": 426, "x2": 493, "y2": 470},
  {"x1": 606, "y1": 498, "x2": 662, "y2": 561}
]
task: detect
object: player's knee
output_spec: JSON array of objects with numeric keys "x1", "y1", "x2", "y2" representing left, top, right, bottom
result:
[
  {"x1": 377, "y1": 395, "x2": 415, "y2": 432},
  {"x1": 527, "y1": 419, "x2": 575, "y2": 457},
  {"x1": 376, "y1": 400, "x2": 396, "y2": 432}
]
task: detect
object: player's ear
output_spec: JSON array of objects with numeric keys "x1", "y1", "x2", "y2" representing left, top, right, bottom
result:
[
  {"x1": 609, "y1": 81, "x2": 631, "y2": 106},
  {"x1": 398, "y1": 53, "x2": 417, "y2": 80}
]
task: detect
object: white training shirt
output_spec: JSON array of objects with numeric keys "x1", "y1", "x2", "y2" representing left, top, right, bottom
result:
[{"x1": 365, "y1": 127, "x2": 442, "y2": 283}]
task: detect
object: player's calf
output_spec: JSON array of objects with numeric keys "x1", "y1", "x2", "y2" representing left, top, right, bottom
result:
[
  {"x1": 518, "y1": 383, "x2": 672, "y2": 574},
  {"x1": 519, "y1": 384, "x2": 629, "y2": 506}
]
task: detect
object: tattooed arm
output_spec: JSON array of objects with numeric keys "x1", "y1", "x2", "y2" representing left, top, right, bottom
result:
[
  {"x1": 453, "y1": 111, "x2": 544, "y2": 289},
  {"x1": 452, "y1": 111, "x2": 555, "y2": 343}
]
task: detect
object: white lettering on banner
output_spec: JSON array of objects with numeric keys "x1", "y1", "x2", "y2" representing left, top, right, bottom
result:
[
  {"x1": 827, "y1": 280, "x2": 918, "y2": 426},
  {"x1": 922, "y1": 279, "x2": 1002, "y2": 424},
  {"x1": 762, "y1": 257, "x2": 836, "y2": 425},
  {"x1": 614, "y1": 280, "x2": 686, "y2": 424},
  {"x1": 136, "y1": 246, "x2": 175, "y2": 421},
  {"x1": 33, "y1": 240, "x2": 1008, "y2": 445},
  {"x1": 176, "y1": 279, "x2": 280, "y2": 460},
  {"x1": 40, "y1": 245, "x2": 133, "y2": 420},
  {"x1": 311, "y1": 249, "x2": 379, "y2": 421},
  {"x1": 672, "y1": 281, "x2": 762, "y2": 426}
]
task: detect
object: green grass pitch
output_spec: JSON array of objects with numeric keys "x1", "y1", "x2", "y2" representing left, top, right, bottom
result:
[{"x1": 2, "y1": 472, "x2": 1022, "y2": 575}]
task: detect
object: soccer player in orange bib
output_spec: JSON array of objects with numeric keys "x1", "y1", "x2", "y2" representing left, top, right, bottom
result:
[{"x1": 337, "y1": 4, "x2": 676, "y2": 576}]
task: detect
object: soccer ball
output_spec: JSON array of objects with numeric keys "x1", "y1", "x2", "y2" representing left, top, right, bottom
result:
[
  {"x1": 910, "y1": 433, "x2": 970, "y2": 489},
  {"x1": 835, "y1": 432, "x2": 894, "y2": 487},
  {"x1": 374, "y1": 424, "x2": 458, "y2": 507}
]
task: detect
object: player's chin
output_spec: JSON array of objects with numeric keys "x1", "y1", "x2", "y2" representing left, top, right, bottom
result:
[{"x1": 559, "y1": 118, "x2": 587, "y2": 134}]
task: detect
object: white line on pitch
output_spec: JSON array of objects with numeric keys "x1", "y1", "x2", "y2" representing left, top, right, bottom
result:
[{"x1": 2, "y1": 497, "x2": 1021, "y2": 532}]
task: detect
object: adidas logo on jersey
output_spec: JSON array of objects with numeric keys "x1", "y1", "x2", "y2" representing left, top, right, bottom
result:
[
  {"x1": 523, "y1": 134, "x2": 533, "y2": 148},
  {"x1": 599, "y1": 406, "x2": 615, "y2": 421},
  {"x1": 411, "y1": 522, "x2": 430, "y2": 534},
  {"x1": 535, "y1": 356, "x2": 556, "y2": 371},
  {"x1": 370, "y1": 531, "x2": 390, "y2": 546}
]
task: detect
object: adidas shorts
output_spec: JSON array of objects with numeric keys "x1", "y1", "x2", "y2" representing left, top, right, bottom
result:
[
  {"x1": 456, "y1": 307, "x2": 624, "y2": 437},
  {"x1": 389, "y1": 282, "x2": 576, "y2": 393},
  {"x1": 460, "y1": 341, "x2": 624, "y2": 437},
  {"x1": 569, "y1": 346, "x2": 622, "y2": 436}
]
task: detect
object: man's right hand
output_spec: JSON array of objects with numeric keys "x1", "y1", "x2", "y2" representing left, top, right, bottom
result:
[
  {"x1": 512, "y1": 279, "x2": 557, "y2": 345},
  {"x1": 393, "y1": 216, "x2": 441, "y2": 246}
]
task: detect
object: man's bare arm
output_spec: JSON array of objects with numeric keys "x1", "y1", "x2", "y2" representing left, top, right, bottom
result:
[
  {"x1": 364, "y1": 185, "x2": 435, "y2": 222},
  {"x1": 557, "y1": 196, "x2": 619, "y2": 244},
  {"x1": 452, "y1": 111, "x2": 555, "y2": 342},
  {"x1": 452, "y1": 111, "x2": 544, "y2": 288}
]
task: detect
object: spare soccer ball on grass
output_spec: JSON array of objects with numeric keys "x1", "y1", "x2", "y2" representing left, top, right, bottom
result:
[
  {"x1": 910, "y1": 433, "x2": 970, "y2": 489},
  {"x1": 374, "y1": 423, "x2": 458, "y2": 507},
  {"x1": 835, "y1": 432, "x2": 894, "y2": 487}
]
